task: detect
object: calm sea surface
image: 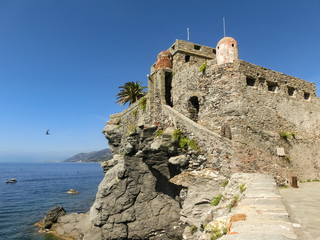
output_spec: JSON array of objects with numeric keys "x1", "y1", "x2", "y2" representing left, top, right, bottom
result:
[{"x1": 0, "y1": 162, "x2": 103, "y2": 240}]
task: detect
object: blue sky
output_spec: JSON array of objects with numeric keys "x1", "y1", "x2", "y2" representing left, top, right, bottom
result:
[{"x1": 0, "y1": 0, "x2": 319, "y2": 162}]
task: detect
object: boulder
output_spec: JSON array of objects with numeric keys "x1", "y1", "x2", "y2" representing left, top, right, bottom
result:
[
  {"x1": 67, "y1": 189, "x2": 78, "y2": 194},
  {"x1": 37, "y1": 206, "x2": 66, "y2": 229}
]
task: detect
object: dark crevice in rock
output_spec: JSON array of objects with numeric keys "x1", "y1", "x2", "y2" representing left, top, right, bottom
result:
[{"x1": 146, "y1": 165, "x2": 182, "y2": 201}]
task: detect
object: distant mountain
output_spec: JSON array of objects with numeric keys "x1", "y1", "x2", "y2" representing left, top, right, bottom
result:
[{"x1": 64, "y1": 149, "x2": 113, "y2": 163}]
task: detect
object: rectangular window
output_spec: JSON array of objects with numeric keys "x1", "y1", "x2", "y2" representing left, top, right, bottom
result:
[
  {"x1": 304, "y1": 92, "x2": 310, "y2": 100},
  {"x1": 288, "y1": 87, "x2": 295, "y2": 96},
  {"x1": 194, "y1": 45, "x2": 201, "y2": 50},
  {"x1": 185, "y1": 55, "x2": 190, "y2": 62},
  {"x1": 246, "y1": 76, "x2": 256, "y2": 87},
  {"x1": 267, "y1": 81, "x2": 278, "y2": 92}
]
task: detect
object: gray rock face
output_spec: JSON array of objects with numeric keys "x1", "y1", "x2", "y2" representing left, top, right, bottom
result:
[
  {"x1": 89, "y1": 126, "x2": 184, "y2": 240},
  {"x1": 41, "y1": 206, "x2": 66, "y2": 229}
]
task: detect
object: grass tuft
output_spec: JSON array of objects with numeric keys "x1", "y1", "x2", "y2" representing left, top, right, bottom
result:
[
  {"x1": 211, "y1": 194, "x2": 223, "y2": 206},
  {"x1": 239, "y1": 183, "x2": 246, "y2": 193},
  {"x1": 220, "y1": 179, "x2": 229, "y2": 187},
  {"x1": 138, "y1": 97, "x2": 147, "y2": 110},
  {"x1": 190, "y1": 225, "x2": 197, "y2": 235}
]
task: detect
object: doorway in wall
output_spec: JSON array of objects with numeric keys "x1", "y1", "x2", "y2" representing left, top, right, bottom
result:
[{"x1": 188, "y1": 96, "x2": 199, "y2": 122}]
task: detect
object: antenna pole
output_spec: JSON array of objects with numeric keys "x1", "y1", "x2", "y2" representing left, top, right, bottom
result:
[
  {"x1": 187, "y1": 28, "x2": 190, "y2": 41},
  {"x1": 223, "y1": 17, "x2": 226, "y2": 37}
]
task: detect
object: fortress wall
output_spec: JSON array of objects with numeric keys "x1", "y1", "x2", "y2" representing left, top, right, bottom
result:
[
  {"x1": 164, "y1": 57, "x2": 320, "y2": 180},
  {"x1": 237, "y1": 60, "x2": 317, "y2": 99},
  {"x1": 233, "y1": 60, "x2": 320, "y2": 137},
  {"x1": 228, "y1": 61, "x2": 320, "y2": 180},
  {"x1": 147, "y1": 39, "x2": 320, "y2": 181},
  {"x1": 169, "y1": 60, "x2": 244, "y2": 136},
  {"x1": 162, "y1": 105, "x2": 233, "y2": 175}
]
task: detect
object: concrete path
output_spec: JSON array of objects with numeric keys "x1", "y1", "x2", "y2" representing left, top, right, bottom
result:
[
  {"x1": 221, "y1": 174, "x2": 297, "y2": 240},
  {"x1": 279, "y1": 182, "x2": 320, "y2": 240}
]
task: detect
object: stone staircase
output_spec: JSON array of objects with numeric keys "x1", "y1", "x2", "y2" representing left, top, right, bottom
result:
[{"x1": 221, "y1": 174, "x2": 297, "y2": 240}]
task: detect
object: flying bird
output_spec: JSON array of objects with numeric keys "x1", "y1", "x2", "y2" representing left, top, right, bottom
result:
[{"x1": 46, "y1": 130, "x2": 50, "y2": 135}]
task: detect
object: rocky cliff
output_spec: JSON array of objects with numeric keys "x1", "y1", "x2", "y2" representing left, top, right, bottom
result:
[{"x1": 38, "y1": 112, "x2": 249, "y2": 240}]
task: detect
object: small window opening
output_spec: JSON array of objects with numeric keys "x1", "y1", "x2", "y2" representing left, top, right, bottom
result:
[
  {"x1": 185, "y1": 55, "x2": 190, "y2": 62},
  {"x1": 288, "y1": 87, "x2": 295, "y2": 96},
  {"x1": 267, "y1": 81, "x2": 278, "y2": 92},
  {"x1": 213, "y1": 49, "x2": 216, "y2": 54},
  {"x1": 188, "y1": 96, "x2": 199, "y2": 122},
  {"x1": 165, "y1": 72, "x2": 173, "y2": 107},
  {"x1": 304, "y1": 92, "x2": 310, "y2": 100},
  {"x1": 171, "y1": 45, "x2": 175, "y2": 50},
  {"x1": 246, "y1": 76, "x2": 256, "y2": 87},
  {"x1": 232, "y1": 44, "x2": 234, "y2": 47},
  {"x1": 194, "y1": 45, "x2": 201, "y2": 50}
]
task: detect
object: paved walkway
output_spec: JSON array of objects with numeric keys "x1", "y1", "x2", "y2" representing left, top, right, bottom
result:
[
  {"x1": 221, "y1": 174, "x2": 297, "y2": 240},
  {"x1": 280, "y1": 182, "x2": 320, "y2": 240}
]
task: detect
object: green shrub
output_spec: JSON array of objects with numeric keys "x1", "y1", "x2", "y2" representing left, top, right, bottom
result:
[
  {"x1": 239, "y1": 183, "x2": 246, "y2": 193},
  {"x1": 210, "y1": 226, "x2": 224, "y2": 240},
  {"x1": 227, "y1": 195, "x2": 239, "y2": 212},
  {"x1": 127, "y1": 125, "x2": 136, "y2": 135},
  {"x1": 285, "y1": 155, "x2": 291, "y2": 164},
  {"x1": 154, "y1": 129, "x2": 164, "y2": 137},
  {"x1": 201, "y1": 224, "x2": 207, "y2": 231},
  {"x1": 313, "y1": 179, "x2": 320, "y2": 182},
  {"x1": 291, "y1": 131, "x2": 297, "y2": 138},
  {"x1": 220, "y1": 179, "x2": 229, "y2": 187},
  {"x1": 172, "y1": 129, "x2": 182, "y2": 141},
  {"x1": 199, "y1": 61, "x2": 207, "y2": 74},
  {"x1": 280, "y1": 131, "x2": 290, "y2": 139},
  {"x1": 190, "y1": 225, "x2": 197, "y2": 235},
  {"x1": 172, "y1": 129, "x2": 199, "y2": 150},
  {"x1": 211, "y1": 194, "x2": 223, "y2": 206},
  {"x1": 307, "y1": 179, "x2": 311, "y2": 182},
  {"x1": 188, "y1": 139, "x2": 199, "y2": 150},
  {"x1": 179, "y1": 135, "x2": 189, "y2": 149},
  {"x1": 138, "y1": 97, "x2": 147, "y2": 110},
  {"x1": 132, "y1": 109, "x2": 138, "y2": 116},
  {"x1": 116, "y1": 118, "x2": 122, "y2": 128}
]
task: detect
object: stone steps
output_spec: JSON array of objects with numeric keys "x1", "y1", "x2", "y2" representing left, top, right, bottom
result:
[{"x1": 221, "y1": 174, "x2": 297, "y2": 240}]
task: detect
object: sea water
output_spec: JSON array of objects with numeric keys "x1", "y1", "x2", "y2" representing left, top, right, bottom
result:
[{"x1": 0, "y1": 162, "x2": 103, "y2": 240}]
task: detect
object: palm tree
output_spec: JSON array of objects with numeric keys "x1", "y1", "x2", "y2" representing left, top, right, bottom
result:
[{"x1": 116, "y1": 81, "x2": 147, "y2": 106}]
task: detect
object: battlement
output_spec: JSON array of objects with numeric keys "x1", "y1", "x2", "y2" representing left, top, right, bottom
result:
[
  {"x1": 151, "y1": 40, "x2": 216, "y2": 74},
  {"x1": 168, "y1": 39, "x2": 216, "y2": 59},
  {"x1": 238, "y1": 60, "x2": 317, "y2": 100}
]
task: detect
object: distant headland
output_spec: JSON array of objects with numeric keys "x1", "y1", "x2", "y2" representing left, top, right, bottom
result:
[{"x1": 63, "y1": 149, "x2": 112, "y2": 163}]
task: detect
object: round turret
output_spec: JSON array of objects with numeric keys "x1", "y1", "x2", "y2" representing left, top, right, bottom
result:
[
  {"x1": 216, "y1": 37, "x2": 239, "y2": 65},
  {"x1": 155, "y1": 51, "x2": 173, "y2": 70}
]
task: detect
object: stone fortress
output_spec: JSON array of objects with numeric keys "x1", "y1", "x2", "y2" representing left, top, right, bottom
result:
[
  {"x1": 38, "y1": 37, "x2": 320, "y2": 240},
  {"x1": 111, "y1": 36, "x2": 320, "y2": 184}
]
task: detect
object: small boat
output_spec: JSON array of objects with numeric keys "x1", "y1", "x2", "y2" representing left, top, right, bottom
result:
[{"x1": 5, "y1": 178, "x2": 17, "y2": 183}]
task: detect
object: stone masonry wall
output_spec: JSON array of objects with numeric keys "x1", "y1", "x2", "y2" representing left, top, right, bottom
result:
[{"x1": 159, "y1": 49, "x2": 320, "y2": 182}]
